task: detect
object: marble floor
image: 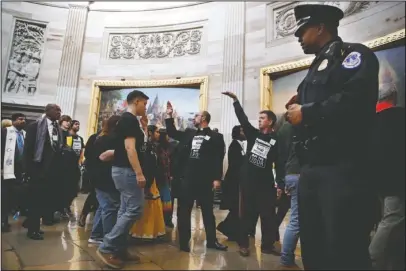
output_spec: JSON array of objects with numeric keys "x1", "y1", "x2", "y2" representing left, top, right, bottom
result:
[{"x1": 2, "y1": 194, "x2": 303, "y2": 270}]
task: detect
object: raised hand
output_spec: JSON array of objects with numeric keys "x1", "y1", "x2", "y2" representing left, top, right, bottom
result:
[{"x1": 221, "y1": 91, "x2": 238, "y2": 101}]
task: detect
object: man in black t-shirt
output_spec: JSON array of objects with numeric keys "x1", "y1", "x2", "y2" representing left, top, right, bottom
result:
[
  {"x1": 165, "y1": 101, "x2": 227, "y2": 253},
  {"x1": 223, "y1": 91, "x2": 283, "y2": 257},
  {"x1": 97, "y1": 90, "x2": 148, "y2": 269}
]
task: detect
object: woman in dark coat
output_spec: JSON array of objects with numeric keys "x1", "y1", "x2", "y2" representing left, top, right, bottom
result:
[{"x1": 217, "y1": 125, "x2": 246, "y2": 241}]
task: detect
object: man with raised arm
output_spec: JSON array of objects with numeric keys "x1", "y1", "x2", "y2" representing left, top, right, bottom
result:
[
  {"x1": 165, "y1": 101, "x2": 227, "y2": 252},
  {"x1": 222, "y1": 91, "x2": 283, "y2": 257}
]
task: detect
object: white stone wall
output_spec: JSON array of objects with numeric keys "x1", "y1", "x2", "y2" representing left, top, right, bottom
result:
[
  {"x1": 1, "y1": 1, "x2": 404, "y2": 139},
  {"x1": 1, "y1": 2, "x2": 69, "y2": 107}
]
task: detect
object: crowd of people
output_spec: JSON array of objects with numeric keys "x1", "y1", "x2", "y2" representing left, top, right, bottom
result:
[{"x1": 1, "y1": 4, "x2": 404, "y2": 271}]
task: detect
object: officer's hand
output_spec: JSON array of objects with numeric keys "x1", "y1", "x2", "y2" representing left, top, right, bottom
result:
[
  {"x1": 285, "y1": 95, "x2": 298, "y2": 110},
  {"x1": 287, "y1": 104, "x2": 303, "y2": 125},
  {"x1": 213, "y1": 180, "x2": 221, "y2": 190},
  {"x1": 221, "y1": 91, "x2": 238, "y2": 102}
]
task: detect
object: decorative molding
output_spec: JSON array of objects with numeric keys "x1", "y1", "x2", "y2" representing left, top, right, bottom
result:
[
  {"x1": 273, "y1": 1, "x2": 376, "y2": 39},
  {"x1": 262, "y1": 28, "x2": 405, "y2": 75},
  {"x1": 107, "y1": 28, "x2": 203, "y2": 60},
  {"x1": 2, "y1": 19, "x2": 46, "y2": 95},
  {"x1": 259, "y1": 28, "x2": 405, "y2": 110},
  {"x1": 87, "y1": 76, "x2": 209, "y2": 137}
]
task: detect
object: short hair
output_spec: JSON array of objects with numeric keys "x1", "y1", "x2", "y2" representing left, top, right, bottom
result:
[
  {"x1": 71, "y1": 120, "x2": 80, "y2": 126},
  {"x1": 213, "y1": 128, "x2": 219, "y2": 133},
  {"x1": 202, "y1": 111, "x2": 211, "y2": 124},
  {"x1": 11, "y1": 113, "x2": 25, "y2": 121},
  {"x1": 232, "y1": 125, "x2": 242, "y2": 140},
  {"x1": 147, "y1": 125, "x2": 158, "y2": 137},
  {"x1": 127, "y1": 90, "x2": 149, "y2": 103},
  {"x1": 45, "y1": 103, "x2": 58, "y2": 113},
  {"x1": 260, "y1": 110, "x2": 277, "y2": 128},
  {"x1": 59, "y1": 115, "x2": 72, "y2": 125}
]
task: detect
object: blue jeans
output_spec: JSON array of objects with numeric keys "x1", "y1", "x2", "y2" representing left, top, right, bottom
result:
[
  {"x1": 90, "y1": 188, "x2": 120, "y2": 240},
  {"x1": 99, "y1": 167, "x2": 144, "y2": 254},
  {"x1": 281, "y1": 174, "x2": 300, "y2": 266}
]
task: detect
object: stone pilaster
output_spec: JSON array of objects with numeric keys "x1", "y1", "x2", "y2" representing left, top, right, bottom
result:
[
  {"x1": 55, "y1": 4, "x2": 89, "y2": 116},
  {"x1": 220, "y1": 2, "x2": 245, "y2": 148}
]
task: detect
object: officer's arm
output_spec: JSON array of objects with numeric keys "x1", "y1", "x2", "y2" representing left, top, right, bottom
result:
[
  {"x1": 233, "y1": 100, "x2": 259, "y2": 140},
  {"x1": 300, "y1": 49, "x2": 379, "y2": 125}
]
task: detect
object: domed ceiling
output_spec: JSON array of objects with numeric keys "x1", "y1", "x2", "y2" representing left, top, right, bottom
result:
[{"x1": 32, "y1": 1, "x2": 207, "y2": 11}]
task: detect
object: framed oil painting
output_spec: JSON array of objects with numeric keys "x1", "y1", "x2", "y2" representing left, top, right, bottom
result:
[
  {"x1": 86, "y1": 77, "x2": 208, "y2": 137},
  {"x1": 260, "y1": 29, "x2": 405, "y2": 120}
]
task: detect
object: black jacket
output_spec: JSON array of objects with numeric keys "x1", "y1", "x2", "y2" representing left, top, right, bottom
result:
[
  {"x1": 372, "y1": 107, "x2": 405, "y2": 197},
  {"x1": 220, "y1": 139, "x2": 245, "y2": 210},
  {"x1": 165, "y1": 118, "x2": 225, "y2": 193},
  {"x1": 296, "y1": 37, "x2": 379, "y2": 165}
]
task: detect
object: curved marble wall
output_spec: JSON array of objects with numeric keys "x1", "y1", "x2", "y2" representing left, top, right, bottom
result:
[{"x1": 1, "y1": 1, "x2": 405, "y2": 144}]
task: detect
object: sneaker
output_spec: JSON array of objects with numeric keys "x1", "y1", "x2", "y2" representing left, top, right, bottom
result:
[
  {"x1": 96, "y1": 249, "x2": 124, "y2": 269},
  {"x1": 88, "y1": 238, "x2": 103, "y2": 244}
]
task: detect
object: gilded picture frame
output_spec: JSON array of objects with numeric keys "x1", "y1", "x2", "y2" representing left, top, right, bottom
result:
[
  {"x1": 86, "y1": 76, "x2": 209, "y2": 138},
  {"x1": 259, "y1": 28, "x2": 406, "y2": 111}
]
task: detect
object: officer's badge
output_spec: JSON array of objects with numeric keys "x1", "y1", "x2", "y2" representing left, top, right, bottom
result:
[
  {"x1": 318, "y1": 59, "x2": 328, "y2": 71},
  {"x1": 342, "y1": 52, "x2": 362, "y2": 69}
]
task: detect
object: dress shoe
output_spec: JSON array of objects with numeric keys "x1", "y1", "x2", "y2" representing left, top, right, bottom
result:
[
  {"x1": 179, "y1": 244, "x2": 190, "y2": 252},
  {"x1": 261, "y1": 246, "x2": 281, "y2": 256},
  {"x1": 96, "y1": 249, "x2": 123, "y2": 269},
  {"x1": 39, "y1": 230, "x2": 44, "y2": 235},
  {"x1": 27, "y1": 232, "x2": 44, "y2": 240},
  {"x1": 207, "y1": 241, "x2": 228, "y2": 251},
  {"x1": 239, "y1": 247, "x2": 250, "y2": 257},
  {"x1": 2, "y1": 223, "x2": 11, "y2": 233}
]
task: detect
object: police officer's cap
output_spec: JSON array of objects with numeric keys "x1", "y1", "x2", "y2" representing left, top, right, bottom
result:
[{"x1": 294, "y1": 4, "x2": 344, "y2": 37}]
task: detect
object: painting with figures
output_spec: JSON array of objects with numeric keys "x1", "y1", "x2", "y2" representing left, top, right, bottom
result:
[
  {"x1": 3, "y1": 19, "x2": 46, "y2": 95},
  {"x1": 98, "y1": 87, "x2": 200, "y2": 132},
  {"x1": 271, "y1": 45, "x2": 406, "y2": 119}
]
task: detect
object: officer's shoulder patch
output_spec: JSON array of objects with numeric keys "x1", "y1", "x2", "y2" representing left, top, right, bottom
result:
[{"x1": 342, "y1": 51, "x2": 362, "y2": 69}]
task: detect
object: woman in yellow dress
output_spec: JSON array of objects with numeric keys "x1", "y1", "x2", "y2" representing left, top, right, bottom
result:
[{"x1": 130, "y1": 125, "x2": 166, "y2": 240}]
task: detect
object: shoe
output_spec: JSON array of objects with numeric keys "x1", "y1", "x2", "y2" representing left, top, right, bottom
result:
[
  {"x1": 261, "y1": 246, "x2": 281, "y2": 256},
  {"x1": 239, "y1": 247, "x2": 250, "y2": 257},
  {"x1": 118, "y1": 250, "x2": 141, "y2": 262},
  {"x1": 27, "y1": 232, "x2": 44, "y2": 240},
  {"x1": 39, "y1": 230, "x2": 44, "y2": 235},
  {"x1": 2, "y1": 223, "x2": 11, "y2": 233},
  {"x1": 88, "y1": 238, "x2": 103, "y2": 244},
  {"x1": 179, "y1": 244, "x2": 190, "y2": 252},
  {"x1": 96, "y1": 249, "x2": 124, "y2": 269},
  {"x1": 22, "y1": 219, "x2": 29, "y2": 229},
  {"x1": 78, "y1": 215, "x2": 86, "y2": 227},
  {"x1": 206, "y1": 241, "x2": 228, "y2": 251}
]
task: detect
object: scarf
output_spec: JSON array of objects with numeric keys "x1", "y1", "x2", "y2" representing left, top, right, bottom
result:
[{"x1": 3, "y1": 126, "x2": 26, "y2": 180}]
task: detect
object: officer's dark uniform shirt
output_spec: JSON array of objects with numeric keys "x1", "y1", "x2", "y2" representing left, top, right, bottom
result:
[
  {"x1": 296, "y1": 37, "x2": 379, "y2": 164},
  {"x1": 233, "y1": 101, "x2": 282, "y2": 188}
]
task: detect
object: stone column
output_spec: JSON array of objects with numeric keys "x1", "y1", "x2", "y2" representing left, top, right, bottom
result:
[
  {"x1": 55, "y1": 4, "x2": 89, "y2": 117},
  {"x1": 220, "y1": 2, "x2": 245, "y2": 149}
]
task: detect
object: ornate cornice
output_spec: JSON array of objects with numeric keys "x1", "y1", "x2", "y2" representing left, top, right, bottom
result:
[
  {"x1": 262, "y1": 28, "x2": 405, "y2": 75},
  {"x1": 93, "y1": 77, "x2": 208, "y2": 87}
]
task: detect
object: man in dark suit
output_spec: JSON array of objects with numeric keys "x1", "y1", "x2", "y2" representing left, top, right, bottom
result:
[
  {"x1": 23, "y1": 104, "x2": 63, "y2": 240},
  {"x1": 165, "y1": 101, "x2": 227, "y2": 252}
]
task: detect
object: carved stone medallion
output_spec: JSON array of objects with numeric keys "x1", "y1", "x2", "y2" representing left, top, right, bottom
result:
[
  {"x1": 107, "y1": 28, "x2": 203, "y2": 60},
  {"x1": 3, "y1": 20, "x2": 46, "y2": 95}
]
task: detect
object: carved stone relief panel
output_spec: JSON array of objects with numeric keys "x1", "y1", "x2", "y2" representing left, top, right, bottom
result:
[
  {"x1": 273, "y1": 2, "x2": 378, "y2": 40},
  {"x1": 107, "y1": 27, "x2": 203, "y2": 60},
  {"x1": 3, "y1": 19, "x2": 46, "y2": 95}
]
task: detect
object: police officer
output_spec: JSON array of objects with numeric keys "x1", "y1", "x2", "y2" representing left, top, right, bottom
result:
[{"x1": 285, "y1": 4, "x2": 379, "y2": 270}]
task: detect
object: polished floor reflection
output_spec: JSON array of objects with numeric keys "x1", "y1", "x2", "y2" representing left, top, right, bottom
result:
[{"x1": 2, "y1": 194, "x2": 303, "y2": 270}]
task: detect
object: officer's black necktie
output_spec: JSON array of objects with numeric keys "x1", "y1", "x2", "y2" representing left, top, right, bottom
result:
[{"x1": 51, "y1": 121, "x2": 59, "y2": 150}]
